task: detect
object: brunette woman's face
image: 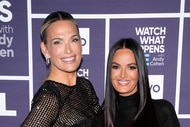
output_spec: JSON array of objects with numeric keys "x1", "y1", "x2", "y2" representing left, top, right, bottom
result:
[
  {"x1": 111, "y1": 48, "x2": 138, "y2": 96},
  {"x1": 41, "y1": 20, "x2": 82, "y2": 73}
]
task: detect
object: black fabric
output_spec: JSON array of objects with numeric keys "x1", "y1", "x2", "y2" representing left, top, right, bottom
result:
[
  {"x1": 114, "y1": 92, "x2": 180, "y2": 127},
  {"x1": 153, "y1": 99, "x2": 180, "y2": 127},
  {"x1": 115, "y1": 92, "x2": 139, "y2": 127},
  {"x1": 20, "y1": 77, "x2": 100, "y2": 127}
]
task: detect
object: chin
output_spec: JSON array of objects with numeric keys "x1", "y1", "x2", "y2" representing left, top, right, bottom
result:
[{"x1": 65, "y1": 68, "x2": 77, "y2": 73}]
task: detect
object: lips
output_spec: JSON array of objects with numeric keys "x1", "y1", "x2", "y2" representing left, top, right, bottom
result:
[
  {"x1": 61, "y1": 56, "x2": 75, "y2": 62},
  {"x1": 117, "y1": 80, "x2": 129, "y2": 86}
]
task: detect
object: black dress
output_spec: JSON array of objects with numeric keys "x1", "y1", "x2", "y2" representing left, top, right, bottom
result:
[
  {"x1": 20, "y1": 77, "x2": 100, "y2": 127},
  {"x1": 115, "y1": 92, "x2": 180, "y2": 127}
]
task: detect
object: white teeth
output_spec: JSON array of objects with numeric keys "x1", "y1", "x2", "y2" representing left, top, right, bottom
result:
[
  {"x1": 62, "y1": 57, "x2": 75, "y2": 62},
  {"x1": 118, "y1": 80, "x2": 129, "y2": 85},
  {"x1": 119, "y1": 81, "x2": 127, "y2": 83}
]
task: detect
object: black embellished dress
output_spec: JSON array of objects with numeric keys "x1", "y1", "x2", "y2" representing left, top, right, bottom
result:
[{"x1": 20, "y1": 77, "x2": 100, "y2": 127}]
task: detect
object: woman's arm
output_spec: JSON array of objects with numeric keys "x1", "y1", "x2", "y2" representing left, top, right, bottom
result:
[
  {"x1": 154, "y1": 99, "x2": 180, "y2": 127},
  {"x1": 20, "y1": 91, "x2": 59, "y2": 127}
]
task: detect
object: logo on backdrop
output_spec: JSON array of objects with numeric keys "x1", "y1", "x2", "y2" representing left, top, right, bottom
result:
[
  {"x1": 0, "y1": 93, "x2": 17, "y2": 116},
  {"x1": 135, "y1": 27, "x2": 166, "y2": 67},
  {"x1": 0, "y1": 0, "x2": 12, "y2": 22},
  {"x1": 79, "y1": 28, "x2": 90, "y2": 55},
  {"x1": 0, "y1": 0, "x2": 14, "y2": 58},
  {"x1": 149, "y1": 75, "x2": 164, "y2": 99},
  {"x1": 77, "y1": 28, "x2": 90, "y2": 79}
]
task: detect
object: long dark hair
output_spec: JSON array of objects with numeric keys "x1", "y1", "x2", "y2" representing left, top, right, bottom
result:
[{"x1": 103, "y1": 38, "x2": 157, "y2": 127}]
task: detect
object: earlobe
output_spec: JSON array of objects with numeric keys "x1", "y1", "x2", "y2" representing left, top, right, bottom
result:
[
  {"x1": 40, "y1": 42, "x2": 49, "y2": 57},
  {"x1": 40, "y1": 42, "x2": 51, "y2": 66}
]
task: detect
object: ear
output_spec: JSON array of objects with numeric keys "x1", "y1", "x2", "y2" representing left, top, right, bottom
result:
[{"x1": 40, "y1": 42, "x2": 50, "y2": 58}]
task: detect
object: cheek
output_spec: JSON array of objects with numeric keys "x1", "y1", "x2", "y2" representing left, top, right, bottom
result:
[
  {"x1": 53, "y1": 47, "x2": 61, "y2": 53},
  {"x1": 111, "y1": 70, "x2": 115, "y2": 79},
  {"x1": 49, "y1": 47, "x2": 62, "y2": 57},
  {"x1": 73, "y1": 44, "x2": 82, "y2": 53},
  {"x1": 111, "y1": 70, "x2": 119, "y2": 83},
  {"x1": 131, "y1": 71, "x2": 139, "y2": 82}
]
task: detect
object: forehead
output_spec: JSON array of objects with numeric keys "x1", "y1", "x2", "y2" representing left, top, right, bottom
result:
[
  {"x1": 113, "y1": 48, "x2": 136, "y2": 62},
  {"x1": 47, "y1": 20, "x2": 77, "y2": 32},
  {"x1": 46, "y1": 20, "x2": 79, "y2": 38}
]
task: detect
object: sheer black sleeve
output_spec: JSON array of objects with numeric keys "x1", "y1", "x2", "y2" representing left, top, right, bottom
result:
[
  {"x1": 83, "y1": 78, "x2": 101, "y2": 113},
  {"x1": 20, "y1": 86, "x2": 59, "y2": 127},
  {"x1": 153, "y1": 99, "x2": 180, "y2": 127}
]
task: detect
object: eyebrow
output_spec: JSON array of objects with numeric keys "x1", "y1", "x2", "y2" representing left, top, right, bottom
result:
[
  {"x1": 70, "y1": 34, "x2": 80, "y2": 38},
  {"x1": 51, "y1": 34, "x2": 80, "y2": 41},
  {"x1": 112, "y1": 62, "x2": 137, "y2": 66},
  {"x1": 112, "y1": 62, "x2": 119, "y2": 65},
  {"x1": 128, "y1": 63, "x2": 137, "y2": 66}
]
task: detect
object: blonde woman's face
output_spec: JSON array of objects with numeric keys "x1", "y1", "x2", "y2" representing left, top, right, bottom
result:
[
  {"x1": 41, "y1": 20, "x2": 82, "y2": 74},
  {"x1": 111, "y1": 48, "x2": 138, "y2": 96}
]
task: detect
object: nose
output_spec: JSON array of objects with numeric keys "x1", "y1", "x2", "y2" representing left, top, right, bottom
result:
[
  {"x1": 120, "y1": 68, "x2": 127, "y2": 78},
  {"x1": 64, "y1": 43, "x2": 72, "y2": 54}
]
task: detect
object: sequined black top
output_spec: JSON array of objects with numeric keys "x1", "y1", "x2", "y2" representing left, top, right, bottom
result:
[{"x1": 20, "y1": 77, "x2": 100, "y2": 127}]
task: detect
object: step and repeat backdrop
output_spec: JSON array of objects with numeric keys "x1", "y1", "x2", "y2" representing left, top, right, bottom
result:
[{"x1": 0, "y1": 0, "x2": 190, "y2": 126}]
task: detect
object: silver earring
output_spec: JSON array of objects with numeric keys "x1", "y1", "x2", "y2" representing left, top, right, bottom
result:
[{"x1": 46, "y1": 57, "x2": 50, "y2": 65}]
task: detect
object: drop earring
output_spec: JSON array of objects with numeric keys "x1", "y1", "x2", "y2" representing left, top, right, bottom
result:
[{"x1": 46, "y1": 57, "x2": 50, "y2": 65}]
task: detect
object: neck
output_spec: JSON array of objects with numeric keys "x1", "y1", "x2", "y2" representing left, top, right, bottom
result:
[{"x1": 47, "y1": 68, "x2": 77, "y2": 86}]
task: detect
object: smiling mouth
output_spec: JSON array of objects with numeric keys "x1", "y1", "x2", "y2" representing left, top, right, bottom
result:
[
  {"x1": 118, "y1": 80, "x2": 130, "y2": 85},
  {"x1": 61, "y1": 56, "x2": 75, "y2": 62}
]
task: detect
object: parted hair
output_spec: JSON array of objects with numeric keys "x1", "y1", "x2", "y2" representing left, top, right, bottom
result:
[{"x1": 103, "y1": 38, "x2": 157, "y2": 127}]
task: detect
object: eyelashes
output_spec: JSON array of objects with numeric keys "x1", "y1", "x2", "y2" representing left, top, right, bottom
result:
[
  {"x1": 51, "y1": 36, "x2": 81, "y2": 45},
  {"x1": 111, "y1": 64, "x2": 137, "y2": 70}
]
